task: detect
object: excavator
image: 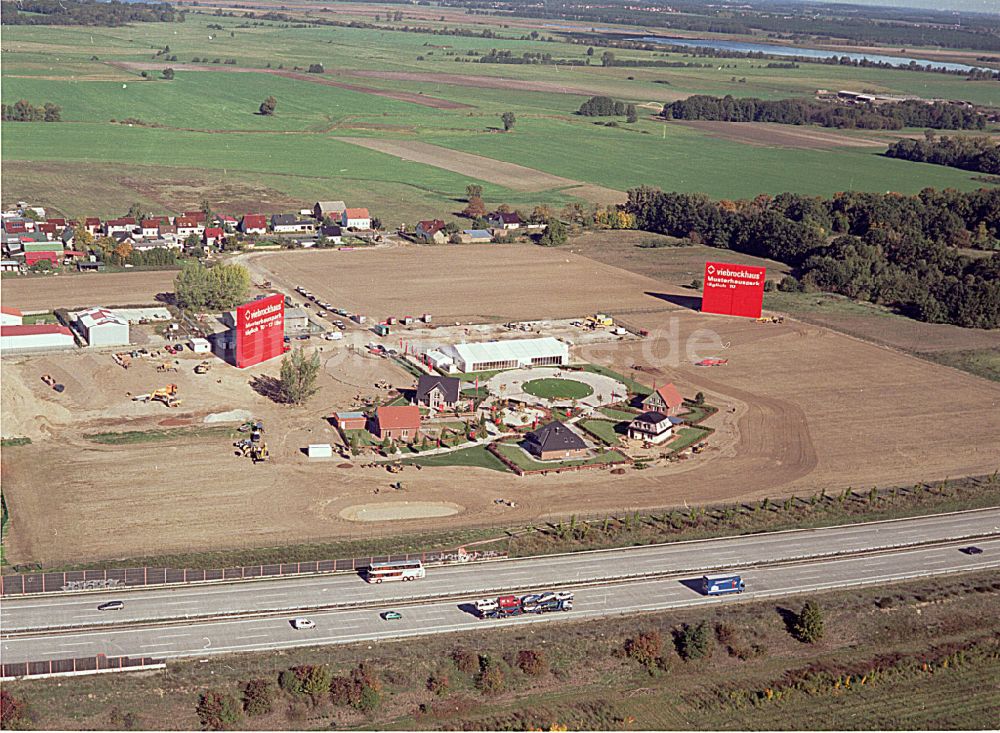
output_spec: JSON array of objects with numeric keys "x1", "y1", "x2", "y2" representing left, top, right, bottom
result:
[
  {"x1": 131, "y1": 384, "x2": 181, "y2": 408},
  {"x1": 234, "y1": 420, "x2": 268, "y2": 463}
]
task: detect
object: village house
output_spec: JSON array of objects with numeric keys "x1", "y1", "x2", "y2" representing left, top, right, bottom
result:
[
  {"x1": 215, "y1": 214, "x2": 238, "y2": 229},
  {"x1": 415, "y1": 219, "x2": 447, "y2": 244},
  {"x1": 182, "y1": 211, "x2": 207, "y2": 224},
  {"x1": 104, "y1": 218, "x2": 137, "y2": 236},
  {"x1": 84, "y1": 217, "x2": 102, "y2": 236},
  {"x1": 36, "y1": 222, "x2": 58, "y2": 239},
  {"x1": 174, "y1": 216, "x2": 205, "y2": 238},
  {"x1": 271, "y1": 214, "x2": 302, "y2": 233},
  {"x1": 319, "y1": 224, "x2": 343, "y2": 244},
  {"x1": 627, "y1": 411, "x2": 676, "y2": 444},
  {"x1": 414, "y1": 374, "x2": 461, "y2": 412},
  {"x1": 141, "y1": 219, "x2": 160, "y2": 238},
  {"x1": 314, "y1": 201, "x2": 347, "y2": 221},
  {"x1": 203, "y1": 227, "x2": 225, "y2": 247},
  {"x1": 641, "y1": 383, "x2": 684, "y2": 416},
  {"x1": 241, "y1": 214, "x2": 268, "y2": 235},
  {"x1": 523, "y1": 420, "x2": 589, "y2": 461},
  {"x1": 342, "y1": 208, "x2": 371, "y2": 230},
  {"x1": 486, "y1": 211, "x2": 522, "y2": 230},
  {"x1": 374, "y1": 405, "x2": 421, "y2": 442}
]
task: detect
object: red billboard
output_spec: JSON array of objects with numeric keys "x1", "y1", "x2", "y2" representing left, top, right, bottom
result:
[
  {"x1": 701, "y1": 261, "x2": 766, "y2": 319},
  {"x1": 235, "y1": 293, "x2": 285, "y2": 368}
]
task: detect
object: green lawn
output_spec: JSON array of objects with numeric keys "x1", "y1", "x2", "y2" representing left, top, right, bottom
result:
[
  {"x1": 670, "y1": 426, "x2": 711, "y2": 452},
  {"x1": 401, "y1": 444, "x2": 509, "y2": 472},
  {"x1": 578, "y1": 418, "x2": 626, "y2": 445},
  {"x1": 494, "y1": 441, "x2": 628, "y2": 471},
  {"x1": 521, "y1": 377, "x2": 594, "y2": 400},
  {"x1": 598, "y1": 405, "x2": 641, "y2": 420}
]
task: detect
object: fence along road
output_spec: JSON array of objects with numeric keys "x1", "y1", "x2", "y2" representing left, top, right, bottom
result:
[
  {"x1": 3, "y1": 539, "x2": 997, "y2": 665},
  {"x1": 2, "y1": 509, "x2": 998, "y2": 633}
]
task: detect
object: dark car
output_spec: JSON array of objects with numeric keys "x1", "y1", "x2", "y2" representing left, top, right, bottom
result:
[
  {"x1": 297, "y1": 334, "x2": 310, "y2": 340},
  {"x1": 98, "y1": 600, "x2": 124, "y2": 611},
  {"x1": 960, "y1": 546, "x2": 984, "y2": 555}
]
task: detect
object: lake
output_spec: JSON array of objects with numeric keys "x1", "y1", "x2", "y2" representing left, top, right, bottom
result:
[{"x1": 634, "y1": 36, "x2": 982, "y2": 72}]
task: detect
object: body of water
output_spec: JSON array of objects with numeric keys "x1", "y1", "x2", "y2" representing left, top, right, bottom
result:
[{"x1": 635, "y1": 36, "x2": 982, "y2": 72}]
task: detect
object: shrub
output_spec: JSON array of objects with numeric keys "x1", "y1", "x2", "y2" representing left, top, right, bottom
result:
[
  {"x1": 476, "y1": 655, "x2": 506, "y2": 695},
  {"x1": 427, "y1": 672, "x2": 450, "y2": 696},
  {"x1": 516, "y1": 649, "x2": 548, "y2": 676},
  {"x1": 675, "y1": 621, "x2": 712, "y2": 660},
  {"x1": 330, "y1": 663, "x2": 382, "y2": 711},
  {"x1": 108, "y1": 706, "x2": 140, "y2": 729},
  {"x1": 778, "y1": 274, "x2": 802, "y2": 292},
  {"x1": 625, "y1": 630, "x2": 662, "y2": 669},
  {"x1": 794, "y1": 600, "x2": 825, "y2": 643},
  {"x1": 451, "y1": 648, "x2": 480, "y2": 674},
  {"x1": 1, "y1": 690, "x2": 30, "y2": 729},
  {"x1": 195, "y1": 690, "x2": 242, "y2": 730},
  {"x1": 241, "y1": 678, "x2": 275, "y2": 716}
]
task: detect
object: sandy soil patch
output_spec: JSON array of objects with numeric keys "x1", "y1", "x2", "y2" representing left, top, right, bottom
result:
[
  {"x1": 667, "y1": 120, "x2": 887, "y2": 149},
  {"x1": 337, "y1": 137, "x2": 624, "y2": 202},
  {"x1": 789, "y1": 312, "x2": 1000, "y2": 355},
  {"x1": 339, "y1": 501, "x2": 463, "y2": 521},
  {"x1": 1, "y1": 271, "x2": 177, "y2": 312},
  {"x1": 251, "y1": 245, "x2": 681, "y2": 324},
  {"x1": 107, "y1": 62, "x2": 470, "y2": 110}
]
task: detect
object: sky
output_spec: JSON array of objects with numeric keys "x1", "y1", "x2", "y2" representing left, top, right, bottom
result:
[{"x1": 801, "y1": 0, "x2": 1000, "y2": 12}]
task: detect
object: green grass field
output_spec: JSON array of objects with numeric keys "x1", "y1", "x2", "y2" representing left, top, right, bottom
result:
[
  {"x1": 494, "y1": 441, "x2": 628, "y2": 471},
  {"x1": 521, "y1": 377, "x2": 595, "y2": 400},
  {"x1": 402, "y1": 444, "x2": 509, "y2": 472},
  {"x1": 3, "y1": 14, "x2": 995, "y2": 218}
]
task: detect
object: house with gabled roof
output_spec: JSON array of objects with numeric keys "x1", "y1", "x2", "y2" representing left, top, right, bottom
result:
[
  {"x1": 523, "y1": 420, "x2": 589, "y2": 461},
  {"x1": 374, "y1": 405, "x2": 421, "y2": 442},
  {"x1": 627, "y1": 410, "x2": 677, "y2": 444},
  {"x1": 241, "y1": 214, "x2": 267, "y2": 235},
  {"x1": 175, "y1": 216, "x2": 205, "y2": 238},
  {"x1": 415, "y1": 219, "x2": 447, "y2": 244},
  {"x1": 84, "y1": 217, "x2": 102, "y2": 235},
  {"x1": 414, "y1": 373, "x2": 461, "y2": 411},
  {"x1": 314, "y1": 201, "x2": 347, "y2": 221},
  {"x1": 486, "y1": 211, "x2": 522, "y2": 230},
  {"x1": 641, "y1": 383, "x2": 684, "y2": 416},
  {"x1": 105, "y1": 217, "x2": 137, "y2": 236},
  {"x1": 342, "y1": 208, "x2": 371, "y2": 230},
  {"x1": 203, "y1": 227, "x2": 225, "y2": 247},
  {"x1": 141, "y1": 219, "x2": 161, "y2": 238}
]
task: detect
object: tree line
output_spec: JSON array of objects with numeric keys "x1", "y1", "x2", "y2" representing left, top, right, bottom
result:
[
  {"x1": 625, "y1": 187, "x2": 1000, "y2": 328},
  {"x1": 577, "y1": 96, "x2": 637, "y2": 122},
  {"x1": 661, "y1": 95, "x2": 988, "y2": 131},
  {"x1": 1, "y1": 0, "x2": 181, "y2": 26},
  {"x1": 885, "y1": 135, "x2": 1000, "y2": 175},
  {"x1": 1, "y1": 100, "x2": 61, "y2": 122}
]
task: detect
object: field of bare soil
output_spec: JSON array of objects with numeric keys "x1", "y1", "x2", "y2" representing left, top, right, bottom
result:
[
  {"x1": 3, "y1": 246, "x2": 998, "y2": 566},
  {"x1": 1, "y1": 270, "x2": 177, "y2": 312},
  {"x1": 666, "y1": 120, "x2": 887, "y2": 149}
]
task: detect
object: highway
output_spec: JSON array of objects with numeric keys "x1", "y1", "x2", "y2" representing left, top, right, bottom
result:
[
  {"x1": 2, "y1": 509, "x2": 998, "y2": 634},
  {"x1": 2, "y1": 539, "x2": 997, "y2": 664}
]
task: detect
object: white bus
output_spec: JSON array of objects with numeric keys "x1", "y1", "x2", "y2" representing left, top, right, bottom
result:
[{"x1": 365, "y1": 559, "x2": 425, "y2": 583}]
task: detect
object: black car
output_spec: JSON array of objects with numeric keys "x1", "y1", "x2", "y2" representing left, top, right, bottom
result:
[
  {"x1": 960, "y1": 546, "x2": 984, "y2": 555},
  {"x1": 98, "y1": 600, "x2": 125, "y2": 611}
]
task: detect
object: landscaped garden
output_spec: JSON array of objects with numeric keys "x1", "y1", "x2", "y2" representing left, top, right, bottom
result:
[{"x1": 521, "y1": 377, "x2": 594, "y2": 401}]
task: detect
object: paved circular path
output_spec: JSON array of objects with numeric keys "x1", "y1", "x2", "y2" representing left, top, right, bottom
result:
[{"x1": 485, "y1": 367, "x2": 628, "y2": 409}]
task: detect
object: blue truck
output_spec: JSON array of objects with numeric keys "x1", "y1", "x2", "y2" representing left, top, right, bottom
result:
[{"x1": 702, "y1": 574, "x2": 746, "y2": 596}]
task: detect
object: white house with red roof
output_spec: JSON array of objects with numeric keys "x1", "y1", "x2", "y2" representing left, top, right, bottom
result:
[
  {"x1": 641, "y1": 382, "x2": 684, "y2": 415},
  {"x1": 73, "y1": 307, "x2": 129, "y2": 347},
  {"x1": 241, "y1": 214, "x2": 267, "y2": 235},
  {"x1": 342, "y1": 208, "x2": 371, "y2": 230},
  {"x1": 105, "y1": 217, "x2": 137, "y2": 236},
  {"x1": 141, "y1": 219, "x2": 161, "y2": 238},
  {"x1": 203, "y1": 227, "x2": 225, "y2": 247}
]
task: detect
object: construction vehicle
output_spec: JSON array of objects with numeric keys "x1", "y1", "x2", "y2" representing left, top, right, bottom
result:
[
  {"x1": 194, "y1": 362, "x2": 211, "y2": 375},
  {"x1": 695, "y1": 358, "x2": 729, "y2": 367},
  {"x1": 157, "y1": 361, "x2": 179, "y2": 373},
  {"x1": 234, "y1": 421, "x2": 268, "y2": 463},
  {"x1": 755, "y1": 315, "x2": 785, "y2": 324},
  {"x1": 40, "y1": 374, "x2": 66, "y2": 393},
  {"x1": 132, "y1": 384, "x2": 180, "y2": 408},
  {"x1": 585, "y1": 313, "x2": 614, "y2": 328},
  {"x1": 113, "y1": 353, "x2": 132, "y2": 369},
  {"x1": 475, "y1": 591, "x2": 573, "y2": 619}
]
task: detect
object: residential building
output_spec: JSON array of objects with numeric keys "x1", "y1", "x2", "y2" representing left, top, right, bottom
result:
[
  {"x1": 73, "y1": 307, "x2": 130, "y2": 347},
  {"x1": 271, "y1": 214, "x2": 302, "y2": 233},
  {"x1": 415, "y1": 219, "x2": 447, "y2": 244},
  {"x1": 105, "y1": 218, "x2": 137, "y2": 236},
  {"x1": 486, "y1": 211, "x2": 522, "y2": 230},
  {"x1": 374, "y1": 405, "x2": 421, "y2": 441},
  {"x1": 203, "y1": 227, "x2": 225, "y2": 247},
  {"x1": 627, "y1": 411, "x2": 675, "y2": 444},
  {"x1": 342, "y1": 208, "x2": 371, "y2": 230},
  {"x1": 174, "y1": 216, "x2": 204, "y2": 238},
  {"x1": 641, "y1": 383, "x2": 684, "y2": 415},
  {"x1": 319, "y1": 225, "x2": 342, "y2": 244},
  {"x1": 314, "y1": 201, "x2": 347, "y2": 221},
  {"x1": 414, "y1": 374, "x2": 461, "y2": 411},
  {"x1": 241, "y1": 214, "x2": 267, "y2": 235},
  {"x1": 84, "y1": 217, "x2": 102, "y2": 235},
  {"x1": 141, "y1": 219, "x2": 160, "y2": 238},
  {"x1": 523, "y1": 420, "x2": 589, "y2": 461},
  {"x1": 441, "y1": 337, "x2": 568, "y2": 373}
]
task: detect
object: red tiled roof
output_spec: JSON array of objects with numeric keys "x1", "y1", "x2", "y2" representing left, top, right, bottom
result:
[
  {"x1": 85, "y1": 217, "x2": 101, "y2": 226},
  {"x1": 141, "y1": 219, "x2": 160, "y2": 228},
  {"x1": 418, "y1": 219, "x2": 446, "y2": 234},
  {"x1": 654, "y1": 383, "x2": 683, "y2": 409},
  {"x1": 1, "y1": 324, "x2": 72, "y2": 337},
  {"x1": 46, "y1": 218, "x2": 67, "y2": 226},
  {"x1": 204, "y1": 227, "x2": 224, "y2": 237},
  {"x1": 183, "y1": 211, "x2": 207, "y2": 222},
  {"x1": 4, "y1": 222, "x2": 26, "y2": 233},
  {"x1": 107, "y1": 217, "x2": 136, "y2": 226},
  {"x1": 376, "y1": 405, "x2": 421, "y2": 430},
  {"x1": 1, "y1": 306, "x2": 24, "y2": 317},
  {"x1": 344, "y1": 208, "x2": 370, "y2": 219},
  {"x1": 174, "y1": 216, "x2": 199, "y2": 228},
  {"x1": 242, "y1": 214, "x2": 267, "y2": 228}
]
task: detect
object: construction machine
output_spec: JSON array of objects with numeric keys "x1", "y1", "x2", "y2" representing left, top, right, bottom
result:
[
  {"x1": 234, "y1": 421, "x2": 268, "y2": 463},
  {"x1": 157, "y1": 361, "x2": 179, "y2": 373},
  {"x1": 132, "y1": 384, "x2": 180, "y2": 408},
  {"x1": 194, "y1": 362, "x2": 211, "y2": 375},
  {"x1": 113, "y1": 353, "x2": 132, "y2": 369}
]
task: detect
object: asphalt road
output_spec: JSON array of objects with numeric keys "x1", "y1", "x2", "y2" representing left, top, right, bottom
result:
[
  {"x1": 3, "y1": 509, "x2": 997, "y2": 634},
  {"x1": 3, "y1": 539, "x2": 996, "y2": 665}
]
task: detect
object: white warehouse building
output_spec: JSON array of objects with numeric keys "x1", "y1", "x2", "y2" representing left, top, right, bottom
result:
[
  {"x1": 1, "y1": 324, "x2": 76, "y2": 354},
  {"x1": 74, "y1": 307, "x2": 130, "y2": 347},
  {"x1": 441, "y1": 337, "x2": 568, "y2": 373}
]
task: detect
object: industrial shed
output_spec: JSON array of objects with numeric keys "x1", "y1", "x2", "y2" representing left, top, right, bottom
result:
[
  {"x1": 73, "y1": 307, "x2": 130, "y2": 347},
  {"x1": 1, "y1": 324, "x2": 76, "y2": 354},
  {"x1": 441, "y1": 337, "x2": 568, "y2": 373}
]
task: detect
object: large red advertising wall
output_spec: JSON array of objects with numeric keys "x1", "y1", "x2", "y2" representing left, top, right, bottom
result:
[
  {"x1": 235, "y1": 293, "x2": 285, "y2": 368},
  {"x1": 701, "y1": 261, "x2": 766, "y2": 319}
]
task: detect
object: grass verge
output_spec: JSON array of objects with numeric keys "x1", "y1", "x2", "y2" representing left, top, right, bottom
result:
[{"x1": 84, "y1": 426, "x2": 239, "y2": 445}]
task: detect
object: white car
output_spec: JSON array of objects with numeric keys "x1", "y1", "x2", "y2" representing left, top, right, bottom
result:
[
  {"x1": 554, "y1": 591, "x2": 575, "y2": 601},
  {"x1": 324, "y1": 332, "x2": 343, "y2": 341},
  {"x1": 292, "y1": 618, "x2": 315, "y2": 630},
  {"x1": 474, "y1": 598, "x2": 498, "y2": 613}
]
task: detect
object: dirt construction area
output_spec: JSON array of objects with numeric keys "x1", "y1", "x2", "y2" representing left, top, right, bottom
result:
[
  {"x1": 667, "y1": 120, "x2": 887, "y2": 149},
  {"x1": 2, "y1": 246, "x2": 999, "y2": 567},
  {"x1": 1, "y1": 270, "x2": 178, "y2": 312}
]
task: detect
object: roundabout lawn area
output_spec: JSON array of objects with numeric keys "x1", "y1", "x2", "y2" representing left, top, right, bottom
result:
[{"x1": 521, "y1": 378, "x2": 594, "y2": 401}]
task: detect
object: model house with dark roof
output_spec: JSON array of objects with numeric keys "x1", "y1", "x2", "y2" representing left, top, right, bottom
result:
[
  {"x1": 414, "y1": 374, "x2": 461, "y2": 411},
  {"x1": 486, "y1": 211, "x2": 522, "y2": 230},
  {"x1": 627, "y1": 411, "x2": 676, "y2": 444},
  {"x1": 523, "y1": 420, "x2": 589, "y2": 461},
  {"x1": 641, "y1": 383, "x2": 684, "y2": 415}
]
